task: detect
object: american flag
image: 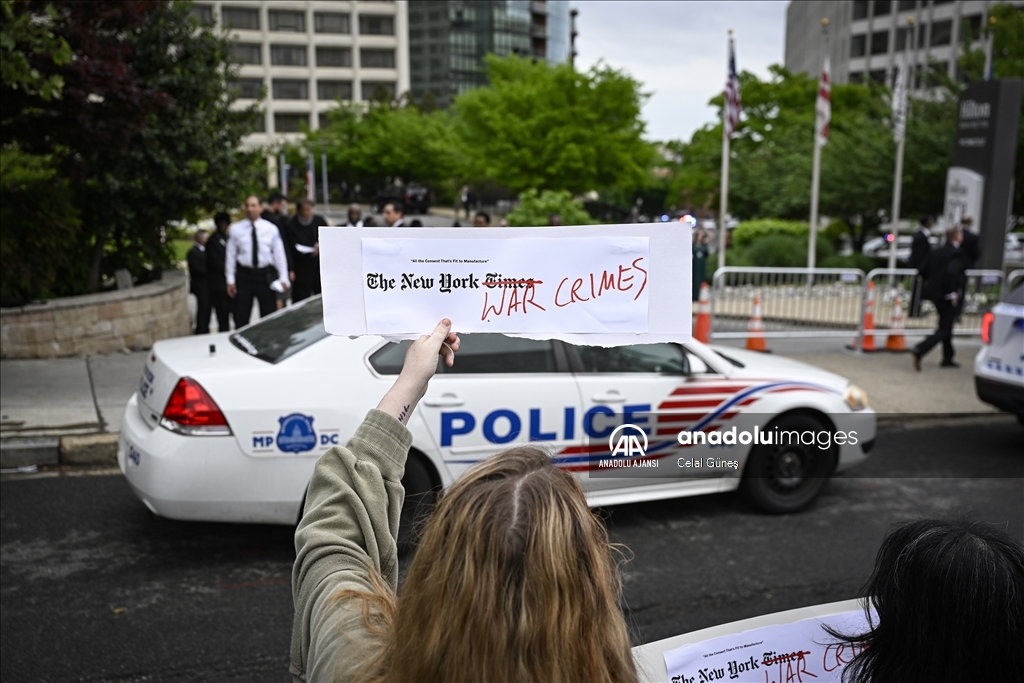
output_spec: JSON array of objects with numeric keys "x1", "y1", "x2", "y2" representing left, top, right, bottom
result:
[
  {"x1": 815, "y1": 56, "x2": 831, "y2": 146},
  {"x1": 724, "y1": 37, "x2": 740, "y2": 138}
]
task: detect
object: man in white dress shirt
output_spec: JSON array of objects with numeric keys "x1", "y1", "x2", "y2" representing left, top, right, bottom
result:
[{"x1": 226, "y1": 195, "x2": 290, "y2": 327}]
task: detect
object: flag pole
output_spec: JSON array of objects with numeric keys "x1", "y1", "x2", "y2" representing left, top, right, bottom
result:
[
  {"x1": 808, "y1": 18, "x2": 829, "y2": 271},
  {"x1": 718, "y1": 30, "x2": 733, "y2": 271},
  {"x1": 887, "y1": 19, "x2": 912, "y2": 274}
]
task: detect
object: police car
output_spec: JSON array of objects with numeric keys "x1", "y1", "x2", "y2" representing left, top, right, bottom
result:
[
  {"x1": 119, "y1": 296, "x2": 876, "y2": 534},
  {"x1": 975, "y1": 281, "x2": 1024, "y2": 421}
]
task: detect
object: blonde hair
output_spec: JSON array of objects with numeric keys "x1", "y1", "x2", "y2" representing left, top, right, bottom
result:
[{"x1": 337, "y1": 446, "x2": 638, "y2": 683}]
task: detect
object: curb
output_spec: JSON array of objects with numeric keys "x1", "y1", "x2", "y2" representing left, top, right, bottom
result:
[
  {"x1": 0, "y1": 437, "x2": 60, "y2": 468},
  {"x1": 59, "y1": 433, "x2": 119, "y2": 465}
]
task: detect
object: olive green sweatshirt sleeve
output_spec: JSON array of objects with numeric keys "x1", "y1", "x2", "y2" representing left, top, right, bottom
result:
[{"x1": 290, "y1": 409, "x2": 412, "y2": 682}]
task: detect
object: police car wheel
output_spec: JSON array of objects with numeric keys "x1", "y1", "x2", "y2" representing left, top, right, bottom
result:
[
  {"x1": 398, "y1": 452, "x2": 438, "y2": 556},
  {"x1": 739, "y1": 413, "x2": 834, "y2": 514}
]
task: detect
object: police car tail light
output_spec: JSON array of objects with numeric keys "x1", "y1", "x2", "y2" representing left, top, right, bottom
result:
[
  {"x1": 981, "y1": 311, "x2": 994, "y2": 344},
  {"x1": 161, "y1": 378, "x2": 232, "y2": 436}
]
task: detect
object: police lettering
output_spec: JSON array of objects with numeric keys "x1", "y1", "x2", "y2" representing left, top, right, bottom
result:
[{"x1": 439, "y1": 404, "x2": 651, "y2": 447}]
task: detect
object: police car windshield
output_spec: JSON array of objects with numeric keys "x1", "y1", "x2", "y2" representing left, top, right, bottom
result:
[{"x1": 230, "y1": 296, "x2": 329, "y2": 364}]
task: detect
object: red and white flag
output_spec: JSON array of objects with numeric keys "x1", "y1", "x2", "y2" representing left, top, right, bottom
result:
[
  {"x1": 724, "y1": 37, "x2": 741, "y2": 138},
  {"x1": 815, "y1": 56, "x2": 831, "y2": 146}
]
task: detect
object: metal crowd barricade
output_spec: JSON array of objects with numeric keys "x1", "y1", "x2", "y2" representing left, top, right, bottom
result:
[
  {"x1": 854, "y1": 268, "x2": 1005, "y2": 351},
  {"x1": 1009, "y1": 269, "x2": 1024, "y2": 291},
  {"x1": 710, "y1": 267, "x2": 866, "y2": 338}
]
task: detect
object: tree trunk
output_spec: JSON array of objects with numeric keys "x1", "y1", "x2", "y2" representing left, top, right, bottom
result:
[{"x1": 86, "y1": 226, "x2": 109, "y2": 292}]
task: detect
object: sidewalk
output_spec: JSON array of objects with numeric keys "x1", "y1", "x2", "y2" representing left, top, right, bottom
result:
[
  {"x1": 0, "y1": 338, "x2": 996, "y2": 468},
  {"x1": 1, "y1": 351, "x2": 145, "y2": 467}
]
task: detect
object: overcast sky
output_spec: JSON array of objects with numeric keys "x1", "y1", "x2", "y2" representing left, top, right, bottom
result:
[{"x1": 574, "y1": 0, "x2": 789, "y2": 144}]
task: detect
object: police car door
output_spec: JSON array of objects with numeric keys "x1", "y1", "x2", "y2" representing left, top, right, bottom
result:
[
  {"x1": 416, "y1": 334, "x2": 582, "y2": 482},
  {"x1": 567, "y1": 342, "x2": 724, "y2": 491}
]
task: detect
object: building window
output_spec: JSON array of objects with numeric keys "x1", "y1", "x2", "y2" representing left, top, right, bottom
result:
[
  {"x1": 918, "y1": 23, "x2": 928, "y2": 48},
  {"x1": 222, "y1": 7, "x2": 259, "y2": 31},
  {"x1": 897, "y1": 0, "x2": 916, "y2": 10},
  {"x1": 870, "y1": 30, "x2": 889, "y2": 55},
  {"x1": 359, "y1": 15, "x2": 395, "y2": 35},
  {"x1": 853, "y1": 1, "x2": 869, "y2": 20},
  {"x1": 931, "y1": 19, "x2": 952, "y2": 46},
  {"x1": 926, "y1": 62, "x2": 949, "y2": 86},
  {"x1": 960, "y1": 14, "x2": 982, "y2": 43},
  {"x1": 271, "y1": 45, "x2": 307, "y2": 66},
  {"x1": 873, "y1": 1, "x2": 891, "y2": 17},
  {"x1": 274, "y1": 113, "x2": 309, "y2": 133},
  {"x1": 272, "y1": 79, "x2": 309, "y2": 100},
  {"x1": 850, "y1": 34, "x2": 867, "y2": 58},
  {"x1": 869, "y1": 69, "x2": 886, "y2": 84},
  {"x1": 362, "y1": 81, "x2": 396, "y2": 100},
  {"x1": 234, "y1": 78, "x2": 264, "y2": 99},
  {"x1": 361, "y1": 48, "x2": 396, "y2": 69},
  {"x1": 191, "y1": 4, "x2": 214, "y2": 25},
  {"x1": 314, "y1": 12, "x2": 350, "y2": 34},
  {"x1": 849, "y1": 71, "x2": 864, "y2": 84},
  {"x1": 231, "y1": 43, "x2": 262, "y2": 65},
  {"x1": 269, "y1": 10, "x2": 305, "y2": 32},
  {"x1": 318, "y1": 80, "x2": 353, "y2": 100},
  {"x1": 316, "y1": 47, "x2": 352, "y2": 67}
]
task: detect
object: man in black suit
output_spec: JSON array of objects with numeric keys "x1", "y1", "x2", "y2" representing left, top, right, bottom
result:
[
  {"x1": 206, "y1": 212, "x2": 232, "y2": 332},
  {"x1": 913, "y1": 227, "x2": 969, "y2": 370},
  {"x1": 187, "y1": 230, "x2": 211, "y2": 334},
  {"x1": 908, "y1": 216, "x2": 933, "y2": 317},
  {"x1": 284, "y1": 199, "x2": 328, "y2": 302}
]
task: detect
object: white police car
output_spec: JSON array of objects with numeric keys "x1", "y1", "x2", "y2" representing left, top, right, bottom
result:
[
  {"x1": 975, "y1": 281, "x2": 1024, "y2": 421},
  {"x1": 119, "y1": 296, "x2": 876, "y2": 533}
]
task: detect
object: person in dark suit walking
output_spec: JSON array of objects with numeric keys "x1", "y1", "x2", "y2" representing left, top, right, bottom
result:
[
  {"x1": 913, "y1": 227, "x2": 969, "y2": 370},
  {"x1": 284, "y1": 199, "x2": 328, "y2": 303},
  {"x1": 187, "y1": 230, "x2": 211, "y2": 334},
  {"x1": 908, "y1": 216, "x2": 933, "y2": 318},
  {"x1": 206, "y1": 212, "x2": 232, "y2": 332}
]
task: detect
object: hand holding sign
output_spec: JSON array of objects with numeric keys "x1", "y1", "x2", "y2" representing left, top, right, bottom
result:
[{"x1": 376, "y1": 318, "x2": 461, "y2": 425}]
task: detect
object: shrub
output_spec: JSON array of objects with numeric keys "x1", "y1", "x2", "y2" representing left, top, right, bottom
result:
[
  {"x1": 731, "y1": 219, "x2": 808, "y2": 248},
  {"x1": 506, "y1": 189, "x2": 595, "y2": 227}
]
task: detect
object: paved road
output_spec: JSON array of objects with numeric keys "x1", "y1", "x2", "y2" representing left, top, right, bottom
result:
[{"x1": 2, "y1": 417, "x2": 1021, "y2": 682}]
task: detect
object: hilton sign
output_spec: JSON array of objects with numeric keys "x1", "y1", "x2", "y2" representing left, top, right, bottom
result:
[{"x1": 943, "y1": 79, "x2": 1021, "y2": 269}]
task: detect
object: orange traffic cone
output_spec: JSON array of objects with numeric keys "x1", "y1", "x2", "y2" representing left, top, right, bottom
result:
[
  {"x1": 858, "y1": 282, "x2": 878, "y2": 352},
  {"x1": 885, "y1": 295, "x2": 907, "y2": 351},
  {"x1": 746, "y1": 295, "x2": 768, "y2": 352},
  {"x1": 694, "y1": 282, "x2": 711, "y2": 343}
]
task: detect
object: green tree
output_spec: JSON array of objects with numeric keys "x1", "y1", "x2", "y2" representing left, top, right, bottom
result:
[
  {"x1": 307, "y1": 97, "x2": 460, "y2": 201},
  {"x1": 2, "y1": 1, "x2": 262, "y2": 295},
  {"x1": 452, "y1": 55, "x2": 653, "y2": 194}
]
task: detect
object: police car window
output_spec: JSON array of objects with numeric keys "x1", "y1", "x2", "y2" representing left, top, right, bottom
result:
[
  {"x1": 442, "y1": 334, "x2": 557, "y2": 374},
  {"x1": 1007, "y1": 283, "x2": 1024, "y2": 305},
  {"x1": 229, "y1": 296, "x2": 329, "y2": 364},
  {"x1": 575, "y1": 343, "x2": 687, "y2": 374}
]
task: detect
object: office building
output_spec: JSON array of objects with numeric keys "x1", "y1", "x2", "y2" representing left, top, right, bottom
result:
[
  {"x1": 408, "y1": 0, "x2": 572, "y2": 106},
  {"x1": 192, "y1": 1, "x2": 410, "y2": 146},
  {"x1": 785, "y1": 1, "x2": 1022, "y2": 89}
]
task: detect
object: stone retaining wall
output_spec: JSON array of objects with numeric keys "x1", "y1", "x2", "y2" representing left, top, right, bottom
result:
[{"x1": 1, "y1": 270, "x2": 191, "y2": 358}]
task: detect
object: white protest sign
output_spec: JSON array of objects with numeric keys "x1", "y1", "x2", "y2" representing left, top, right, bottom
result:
[
  {"x1": 663, "y1": 609, "x2": 875, "y2": 683},
  {"x1": 319, "y1": 224, "x2": 691, "y2": 345}
]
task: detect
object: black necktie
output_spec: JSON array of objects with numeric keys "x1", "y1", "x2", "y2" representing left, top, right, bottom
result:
[{"x1": 251, "y1": 221, "x2": 259, "y2": 268}]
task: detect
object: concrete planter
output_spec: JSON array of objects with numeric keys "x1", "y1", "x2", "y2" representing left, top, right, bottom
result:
[{"x1": 0, "y1": 270, "x2": 191, "y2": 358}]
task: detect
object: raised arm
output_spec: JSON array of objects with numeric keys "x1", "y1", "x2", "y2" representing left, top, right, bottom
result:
[{"x1": 290, "y1": 320, "x2": 459, "y2": 682}]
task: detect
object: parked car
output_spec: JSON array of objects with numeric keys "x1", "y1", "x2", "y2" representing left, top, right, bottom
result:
[{"x1": 371, "y1": 183, "x2": 432, "y2": 214}]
